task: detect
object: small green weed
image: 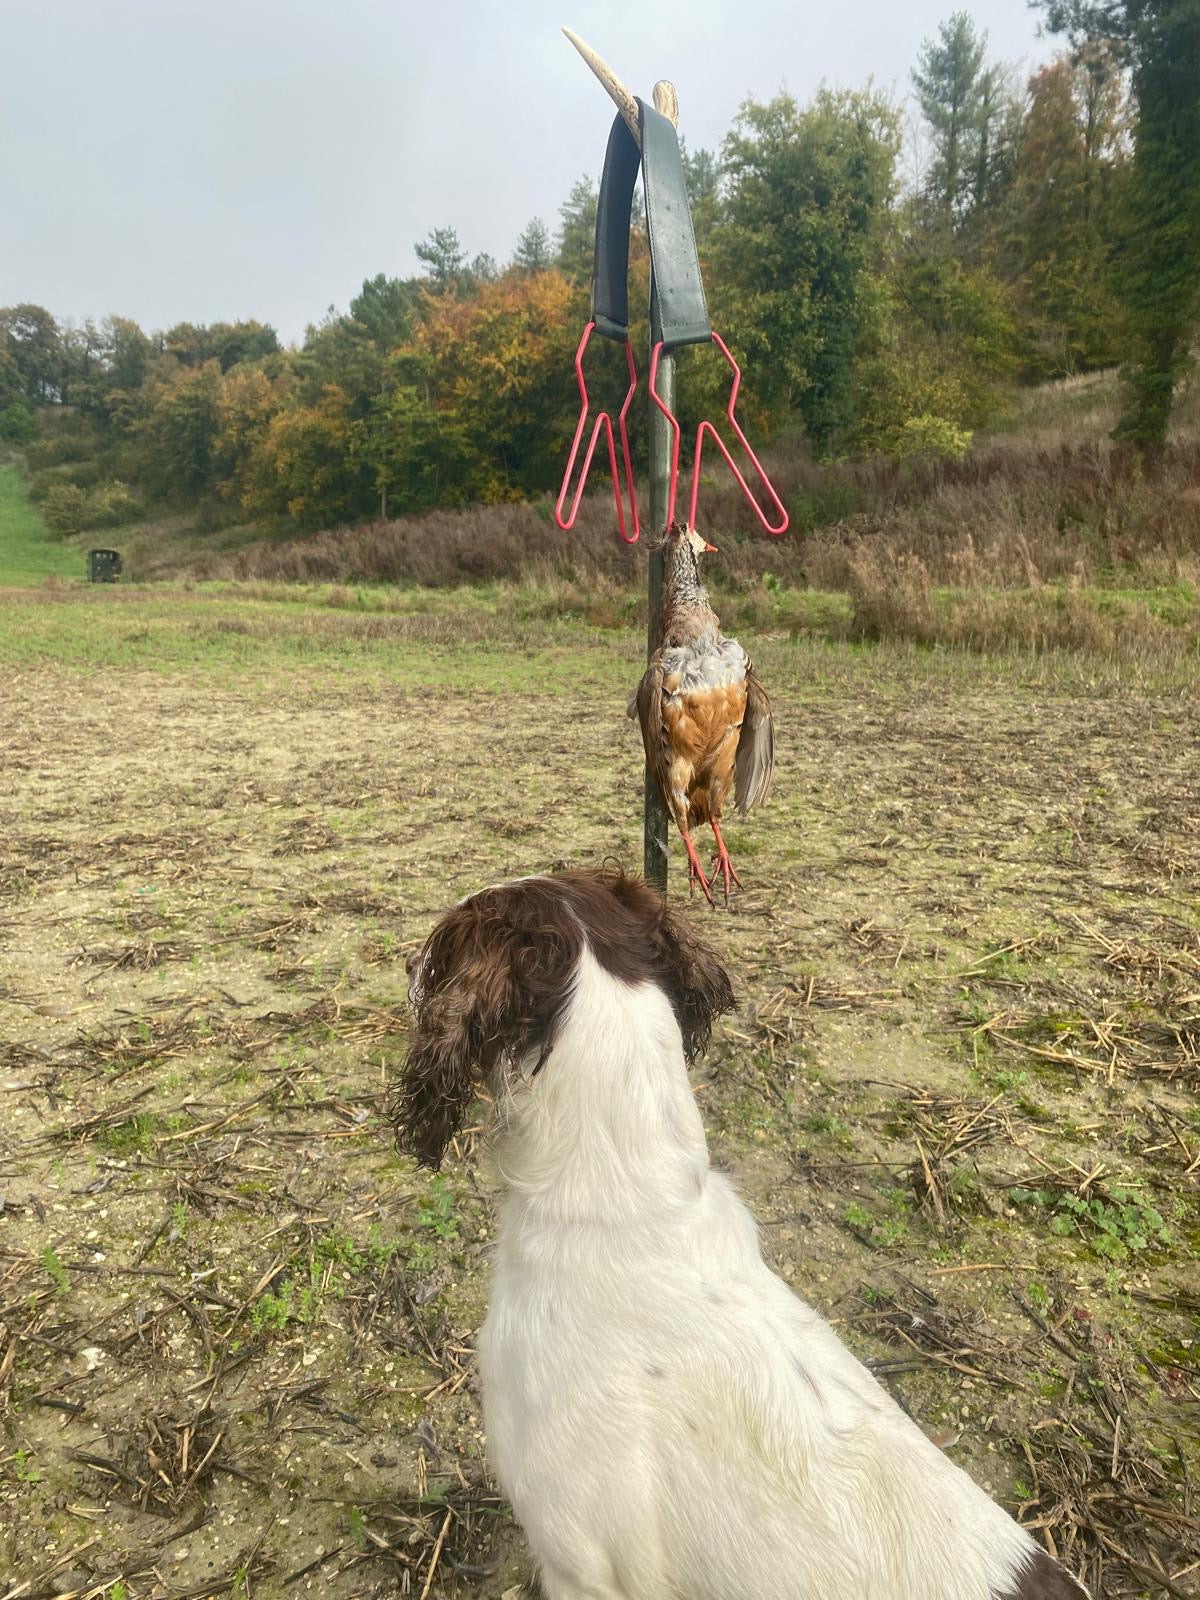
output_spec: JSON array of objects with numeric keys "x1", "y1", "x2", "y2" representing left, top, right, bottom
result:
[
  {"x1": 415, "y1": 1176, "x2": 459, "y2": 1241},
  {"x1": 1015, "y1": 1185, "x2": 1171, "y2": 1260},
  {"x1": 248, "y1": 1229, "x2": 399, "y2": 1337},
  {"x1": 296, "y1": 1262, "x2": 325, "y2": 1324},
  {"x1": 844, "y1": 1189, "x2": 912, "y2": 1249},
  {"x1": 989, "y1": 1067, "x2": 1029, "y2": 1093},
  {"x1": 801, "y1": 1111, "x2": 854, "y2": 1147},
  {"x1": 959, "y1": 947, "x2": 1034, "y2": 986},
  {"x1": 250, "y1": 1283, "x2": 294, "y2": 1334},
  {"x1": 41, "y1": 1245, "x2": 70, "y2": 1294},
  {"x1": 96, "y1": 1113, "x2": 159, "y2": 1156}
]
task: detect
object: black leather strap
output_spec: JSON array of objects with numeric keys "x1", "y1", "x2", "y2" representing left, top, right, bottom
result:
[
  {"x1": 638, "y1": 97, "x2": 711, "y2": 349},
  {"x1": 591, "y1": 115, "x2": 641, "y2": 342},
  {"x1": 590, "y1": 104, "x2": 711, "y2": 351}
]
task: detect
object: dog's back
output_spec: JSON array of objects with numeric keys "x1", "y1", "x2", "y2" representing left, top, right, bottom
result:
[{"x1": 483, "y1": 1144, "x2": 1038, "y2": 1599}]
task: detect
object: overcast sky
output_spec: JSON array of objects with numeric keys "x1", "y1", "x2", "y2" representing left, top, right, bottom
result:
[{"x1": 2, "y1": 0, "x2": 1056, "y2": 345}]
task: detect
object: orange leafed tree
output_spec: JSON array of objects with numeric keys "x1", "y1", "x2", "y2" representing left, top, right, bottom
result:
[{"x1": 402, "y1": 268, "x2": 585, "y2": 503}]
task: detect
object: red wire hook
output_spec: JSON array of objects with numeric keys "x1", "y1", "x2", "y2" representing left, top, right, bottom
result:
[
  {"x1": 649, "y1": 333, "x2": 788, "y2": 536},
  {"x1": 555, "y1": 321, "x2": 640, "y2": 544}
]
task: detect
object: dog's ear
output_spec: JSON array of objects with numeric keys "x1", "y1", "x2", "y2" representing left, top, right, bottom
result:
[
  {"x1": 589, "y1": 868, "x2": 735, "y2": 1062},
  {"x1": 392, "y1": 892, "x2": 581, "y2": 1168},
  {"x1": 655, "y1": 907, "x2": 736, "y2": 1061},
  {"x1": 393, "y1": 1010, "x2": 476, "y2": 1170}
]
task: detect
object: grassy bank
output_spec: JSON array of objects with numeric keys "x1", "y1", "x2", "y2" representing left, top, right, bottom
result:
[{"x1": 0, "y1": 463, "x2": 82, "y2": 585}]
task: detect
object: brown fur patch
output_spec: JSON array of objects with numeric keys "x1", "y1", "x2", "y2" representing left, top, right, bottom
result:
[
  {"x1": 992, "y1": 1547, "x2": 1090, "y2": 1599},
  {"x1": 392, "y1": 868, "x2": 735, "y2": 1168}
]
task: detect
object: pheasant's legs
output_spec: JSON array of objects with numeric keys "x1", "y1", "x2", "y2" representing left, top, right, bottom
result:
[
  {"x1": 680, "y1": 827, "x2": 714, "y2": 905},
  {"x1": 709, "y1": 820, "x2": 743, "y2": 904}
]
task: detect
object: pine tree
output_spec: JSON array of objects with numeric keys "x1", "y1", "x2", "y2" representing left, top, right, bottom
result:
[
  {"x1": 1038, "y1": 0, "x2": 1200, "y2": 449},
  {"x1": 514, "y1": 218, "x2": 552, "y2": 273},
  {"x1": 681, "y1": 142, "x2": 721, "y2": 247},
  {"x1": 556, "y1": 178, "x2": 598, "y2": 282},
  {"x1": 415, "y1": 227, "x2": 467, "y2": 293},
  {"x1": 1115, "y1": 3, "x2": 1200, "y2": 448},
  {"x1": 912, "y1": 12, "x2": 987, "y2": 226}
]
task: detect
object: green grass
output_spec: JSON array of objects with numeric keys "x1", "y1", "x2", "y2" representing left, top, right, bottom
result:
[
  {"x1": 4, "y1": 578, "x2": 1199, "y2": 701},
  {"x1": 0, "y1": 465, "x2": 81, "y2": 586},
  {"x1": 0, "y1": 585, "x2": 641, "y2": 691}
]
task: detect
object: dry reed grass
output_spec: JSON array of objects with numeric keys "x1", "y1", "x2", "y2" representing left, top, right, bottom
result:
[
  {"x1": 192, "y1": 431, "x2": 1200, "y2": 591},
  {"x1": 844, "y1": 545, "x2": 1199, "y2": 665}
]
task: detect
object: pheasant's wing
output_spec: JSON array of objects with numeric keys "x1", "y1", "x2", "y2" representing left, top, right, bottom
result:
[
  {"x1": 635, "y1": 657, "x2": 674, "y2": 815},
  {"x1": 734, "y1": 660, "x2": 774, "y2": 815}
]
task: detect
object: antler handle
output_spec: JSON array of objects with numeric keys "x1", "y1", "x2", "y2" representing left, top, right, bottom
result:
[
  {"x1": 562, "y1": 28, "x2": 645, "y2": 143},
  {"x1": 652, "y1": 80, "x2": 679, "y2": 128},
  {"x1": 562, "y1": 30, "x2": 681, "y2": 142}
]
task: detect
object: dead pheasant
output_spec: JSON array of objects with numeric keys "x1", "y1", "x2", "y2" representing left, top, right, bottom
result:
[{"x1": 630, "y1": 523, "x2": 774, "y2": 903}]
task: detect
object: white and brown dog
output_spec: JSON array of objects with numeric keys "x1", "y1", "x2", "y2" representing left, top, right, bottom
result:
[{"x1": 395, "y1": 868, "x2": 1089, "y2": 1600}]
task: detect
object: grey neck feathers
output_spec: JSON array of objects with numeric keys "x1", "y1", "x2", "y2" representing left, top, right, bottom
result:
[{"x1": 664, "y1": 546, "x2": 706, "y2": 608}]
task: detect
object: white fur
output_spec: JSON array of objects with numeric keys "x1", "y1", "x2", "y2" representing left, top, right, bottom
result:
[{"x1": 476, "y1": 947, "x2": 1054, "y2": 1600}]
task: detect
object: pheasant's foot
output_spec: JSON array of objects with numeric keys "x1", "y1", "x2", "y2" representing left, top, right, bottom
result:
[
  {"x1": 709, "y1": 822, "x2": 743, "y2": 905},
  {"x1": 680, "y1": 828, "x2": 714, "y2": 906}
]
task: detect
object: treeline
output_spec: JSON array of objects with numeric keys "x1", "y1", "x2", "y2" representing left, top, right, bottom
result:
[{"x1": 2, "y1": 2, "x2": 1197, "y2": 540}]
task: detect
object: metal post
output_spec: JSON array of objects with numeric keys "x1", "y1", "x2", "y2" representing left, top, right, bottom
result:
[
  {"x1": 644, "y1": 283, "x2": 672, "y2": 890},
  {"x1": 559, "y1": 40, "x2": 677, "y2": 888},
  {"x1": 643, "y1": 78, "x2": 678, "y2": 893}
]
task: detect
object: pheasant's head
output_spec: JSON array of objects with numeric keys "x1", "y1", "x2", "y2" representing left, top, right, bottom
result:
[
  {"x1": 662, "y1": 521, "x2": 717, "y2": 571},
  {"x1": 661, "y1": 521, "x2": 718, "y2": 605}
]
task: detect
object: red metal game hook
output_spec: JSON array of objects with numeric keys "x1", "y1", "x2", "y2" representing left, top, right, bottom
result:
[
  {"x1": 555, "y1": 321, "x2": 640, "y2": 545},
  {"x1": 649, "y1": 333, "x2": 788, "y2": 537}
]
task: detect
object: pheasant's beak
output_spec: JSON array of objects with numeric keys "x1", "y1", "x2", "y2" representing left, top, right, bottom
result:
[{"x1": 703, "y1": 541, "x2": 719, "y2": 554}]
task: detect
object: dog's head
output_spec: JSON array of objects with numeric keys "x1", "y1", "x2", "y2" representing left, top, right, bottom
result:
[{"x1": 393, "y1": 868, "x2": 734, "y2": 1168}]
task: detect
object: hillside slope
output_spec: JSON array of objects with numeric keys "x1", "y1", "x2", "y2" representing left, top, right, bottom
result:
[{"x1": 0, "y1": 464, "x2": 82, "y2": 586}]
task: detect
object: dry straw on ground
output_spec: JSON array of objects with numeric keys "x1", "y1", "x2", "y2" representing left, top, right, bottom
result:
[{"x1": 1, "y1": 605, "x2": 1197, "y2": 1597}]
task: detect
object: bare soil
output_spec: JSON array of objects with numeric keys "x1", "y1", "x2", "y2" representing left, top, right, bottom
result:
[{"x1": 1, "y1": 599, "x2": 1198, "y2": 1599}]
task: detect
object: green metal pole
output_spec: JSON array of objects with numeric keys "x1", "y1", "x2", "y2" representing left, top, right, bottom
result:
[{"x1": 643, "y1": 284, "x2": 671, "y2": 891}]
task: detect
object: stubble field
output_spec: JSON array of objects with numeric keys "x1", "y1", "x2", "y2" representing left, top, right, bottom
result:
[{"x1": 1, "y1": 583, "x2": 1198, "y2": 1600}]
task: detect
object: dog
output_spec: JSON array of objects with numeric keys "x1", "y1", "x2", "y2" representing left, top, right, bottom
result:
[{"x1": 394, "y1": 868, "x2": 1089, "y2": 1600}]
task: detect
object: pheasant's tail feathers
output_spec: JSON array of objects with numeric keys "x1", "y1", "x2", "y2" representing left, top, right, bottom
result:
[
  {"x1": 992, "y1": 1547, "x2": 1091, "y2": 1600},
  {"x1": 734, "y1": 669, "x2": 774, "y2": 816}
]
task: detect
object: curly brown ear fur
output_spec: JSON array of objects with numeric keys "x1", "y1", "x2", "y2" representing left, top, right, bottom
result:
[
  {"x1": 394, "y1": 892, "x2": 581, "y2": 1168},
  {"x1": 392, "y1": 868, "x2": 734, "y2": 1167}
]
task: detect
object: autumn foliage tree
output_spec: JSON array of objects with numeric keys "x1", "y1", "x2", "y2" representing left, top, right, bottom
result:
[
  {"x1": 244, "y1": 384, "x2": 371, "y2": 526},
  {"x1": 386, "y1": 270, "x2": 582, "y2": 506},
  {"x1": 1013, "y1": 50, "x2": 1128, "y2": 375}
]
